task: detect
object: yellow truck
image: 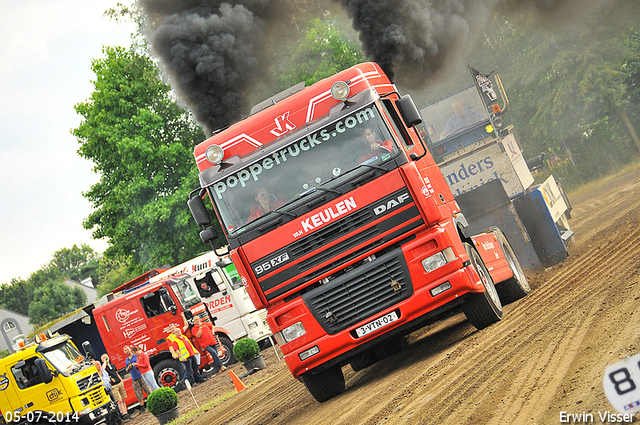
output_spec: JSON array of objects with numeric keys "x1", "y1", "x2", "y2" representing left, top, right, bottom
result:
[{"x1": 0, "y1": 334, "x2": 115, "y2": 424}]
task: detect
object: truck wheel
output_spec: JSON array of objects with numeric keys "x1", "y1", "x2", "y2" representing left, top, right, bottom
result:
[
  {"x1": 154, "y1": 359, "x2": 181, "y2": 388},
  {"x1": 300, "y1": 366, "x2": 345, "y2": 402},
  {"x1": 462, "y1": 242, "x2": 503, "y2": 330},
  {"x1": 216, "y1": 334, "x2": 237, "y2": 366},
  {"x1": 490, "y1": 227, "x2": 531, "y2": 304}
]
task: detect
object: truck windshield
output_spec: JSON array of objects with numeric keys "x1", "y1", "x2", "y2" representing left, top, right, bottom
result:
[
  {"x1": 42, "y1": 341, "x2": 85, "y2": 377},
  {"x1": 420, "y1": 86, "x2": 489, "y2": 144},
  {"x1": 210, "y1": 103, "x2": 400, "y2": 234},
  {"x1": 169, "y1": 277, "x2": 201, "y2": 309}
]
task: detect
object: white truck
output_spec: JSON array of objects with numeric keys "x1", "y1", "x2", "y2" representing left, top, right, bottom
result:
[{"x1": 151, "y1": 251, "x2": 273, "y2": 350}]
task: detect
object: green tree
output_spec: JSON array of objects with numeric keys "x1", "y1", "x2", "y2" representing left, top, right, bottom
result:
[
  {"x1": 466, "y1": 7, "x2": 640, "y2": 189},
  {"x1": 0, "y1": 247, "x2": 96, "y2": 317},
  {"x1": 276, "y1": 18, "x2": 365, "y2": 89},
  {"x1": 0, "y1": 278, "x2": 34, "y2": 316},
  {"x1": 28, "y1": 280, "x2": 87, "y2": 326},
  {"x1": 73, "y1": 45, "x2": 210, "y2": 272},
  {"x1": 51, "y1": 244, "x2": 99, "y2": 283},
  {"x1": 96, "y1": 255, "x2": 137, "y2": 298}
]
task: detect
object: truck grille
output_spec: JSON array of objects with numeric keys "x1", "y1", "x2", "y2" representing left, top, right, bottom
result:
[
  {"x1": 76, "y1": 371, "x2": 101, "y2": 392},
  {"x1": 258, "y1": 309, "x2": 268, "y2": 326},
  {"x1": 258, "y1": 188, "x2": 424, "y2": 301},
  {"x1": 302, "y1": 250, "x2": 412, "y2": 335},
  {"x1": 290, "y1": 208, "x2": 373, "y2": 263},
  {"x1": 88, "y1": 387, "x2": 109, "y2": 407}
]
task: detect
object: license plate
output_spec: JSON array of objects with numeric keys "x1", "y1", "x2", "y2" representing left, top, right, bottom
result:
[{"x1": 355, "y1": 311, "x2": 398, "y2": 337}]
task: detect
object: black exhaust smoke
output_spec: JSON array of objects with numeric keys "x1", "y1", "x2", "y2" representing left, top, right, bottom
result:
[
  {"x1": 137, "y1": 0, "x2": 633, "y2": 133},
  {"x1": 138, "y1": 0, "x2": 276, "y2": 135}
]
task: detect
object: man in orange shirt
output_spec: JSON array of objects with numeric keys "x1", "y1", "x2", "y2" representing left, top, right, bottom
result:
[{"x1": 190, "y1": 316, "x2": 227, "y2": 375}]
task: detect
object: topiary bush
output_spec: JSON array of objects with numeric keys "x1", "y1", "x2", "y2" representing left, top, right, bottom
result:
[
  {"x1": 146, "y1": 386, "x2": 178, "y2": 416},
  {"x1": 233, "y1": 338, "x2": 260, "y2": 363}
]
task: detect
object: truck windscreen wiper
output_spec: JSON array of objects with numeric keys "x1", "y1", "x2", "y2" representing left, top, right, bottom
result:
[
  {"x1": 298, "y1": 186, "x2": 341, "y2": 198},
  {"x1": 265, "y1": 208, "x2": 297, "y2": 218}
]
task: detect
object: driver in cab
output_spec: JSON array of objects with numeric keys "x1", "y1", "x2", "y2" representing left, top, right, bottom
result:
[
  {"x1": 356, "y1": 127, "x2": 394, "y2": 164},
  {"x1": 248, "y1": 186, "x2": 286, "y2": 222}
]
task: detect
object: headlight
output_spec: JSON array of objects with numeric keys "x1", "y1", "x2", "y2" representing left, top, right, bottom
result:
[
  {"x1": 421, "y1": 247, "x2": 456, "y2": 274},
  {"x1": 275, "y1": 322, "x2": 306, "y2": 345},
  {"x1": 247, "y1": 321, "x2": 258, "y2": 330},
  {"x1": 205, "y1": 145, "x2": 224, "y2": 163}
]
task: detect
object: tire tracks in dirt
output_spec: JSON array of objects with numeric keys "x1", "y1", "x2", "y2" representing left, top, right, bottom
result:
[{"x1": 349, "y1": 205, "x2": 640, "y2": 424}]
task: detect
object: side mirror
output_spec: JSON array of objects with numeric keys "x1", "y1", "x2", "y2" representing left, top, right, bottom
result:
[
  {"x1": 187, "y1": 195, "x2": 212, "y2": 228},
  {"x1": 34, "y1": 358, "x2": 53, "y2": 384},
  {"x1": 82, "y1": 341, "x2": 96, "y2": 360},
  {"x1": 169, "y1": 305, "x2": 177, "y2": 315},
  {"x1": 396, "y1": 94, "x2": 422, "y2": 127},
  {"x1": 200, "y1": 227, "x2": 218, "y2": 244}
]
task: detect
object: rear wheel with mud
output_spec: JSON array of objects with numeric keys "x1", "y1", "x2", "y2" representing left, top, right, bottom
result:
[
  {"x1": 462, "y1": 242, "x2": 503, "y2": 330},
  {"x1": 489, "y1": 227, "x2": 531, "y2": 304}
]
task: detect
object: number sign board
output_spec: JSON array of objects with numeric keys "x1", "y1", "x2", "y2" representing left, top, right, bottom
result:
[{"x1": 604, "y1": 353, "x2": 640, "y2": 414}]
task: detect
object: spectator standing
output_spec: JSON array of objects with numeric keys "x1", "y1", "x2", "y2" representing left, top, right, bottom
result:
[
  {"x1": 124, "y1": 345, "x2": 152, "y2": 414},
  {"x1": 101, "y1": 354, "x2": 130, "y2": 421},
  {"x1": 94, "y1": 360, "x2": 113, "y2": 396},
  {"x1": 132, "y1": 347, "x2": 160, "y2": 392},
  {"x1": 94, "y1": 360, "x2": 121, "y2": 425},
  {"x1": 167, "y1": 324, "x2": 207, "y2": 387},
  {"x1": 187, "y1": 315, "x2": 227, "y2": 375}
]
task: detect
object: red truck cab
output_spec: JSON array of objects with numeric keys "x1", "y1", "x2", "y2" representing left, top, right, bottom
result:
[
  {"x1": 189, "y1": 62, "x2": 529, "y2": 401},
  {"x1": 92, "y1": 271, "x2": 231, "y2": 406}
]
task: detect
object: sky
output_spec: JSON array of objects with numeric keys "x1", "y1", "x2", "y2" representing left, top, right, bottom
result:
[{"x1": 0, "y1": 0, "x2": 137, "y2": 284}]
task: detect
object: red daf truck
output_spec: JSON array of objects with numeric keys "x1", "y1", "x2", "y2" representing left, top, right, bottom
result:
[{"x1": 187, "y1": 62, "x2": 530, "y2": 402}]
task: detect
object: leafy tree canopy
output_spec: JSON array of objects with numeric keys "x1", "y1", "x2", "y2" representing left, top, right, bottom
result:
[
  {"x1": 0, "y1": 248, "x2": 94, "y2": 324},
  {"x1": 51, "y1": 244, "x2": 100, "y2": 283},
  {"x1": 458, "y1": 6, "x2": 640, "y2": 189},
  {"x1": 73, "y1": 44, "x2": 210, "y2": 272},
  {"x1": 28, "y1": 280, "x2": 87, "y2": 327},
  {"x1": 96, "y1": 255, "x2": 137, "y2": 298},
  {"x1": 0, "y1": 278, "x2": 35, "y2": 316}
]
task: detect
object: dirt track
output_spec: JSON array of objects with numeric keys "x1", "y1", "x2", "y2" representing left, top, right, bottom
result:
[{"x1": 138, "y1": 167, "x2": 640, "y2": 425}]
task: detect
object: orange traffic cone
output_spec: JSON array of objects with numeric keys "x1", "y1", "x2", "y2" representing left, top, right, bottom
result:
[{"x1": 229, "y1": 369, "x2": 247, "y2": 392}]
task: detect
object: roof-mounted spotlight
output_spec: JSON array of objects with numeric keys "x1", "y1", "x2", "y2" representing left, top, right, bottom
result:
[
  {"x1": 205, "y1": 145, "x2": 225, "y2": 164},
  {"x1": 331, "y1": 81, "x2": 350, "y2": 101},
  {"x1": 206, "y1": 144, "x2": 233, "y2": 171}
]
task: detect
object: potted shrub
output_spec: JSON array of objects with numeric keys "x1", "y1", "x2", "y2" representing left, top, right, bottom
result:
[
  {"x1": 146, "y1": 387, "x2": 179, "y2": 425},
  {"x1": 233, "y1": 338, "x2": 266, "y2": 372}
]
